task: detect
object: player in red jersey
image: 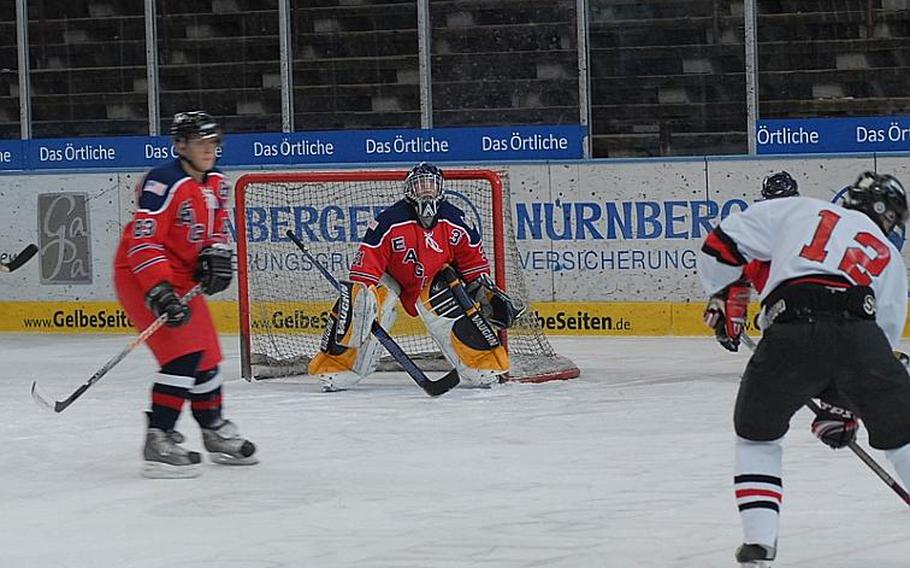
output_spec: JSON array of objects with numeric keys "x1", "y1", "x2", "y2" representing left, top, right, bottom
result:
[
  {"x1": 114, "y1": 111, "x2": 257, "y2": 478},
  {"x1": 309, "y1": 162, "x2": 524, "y2": 391}
]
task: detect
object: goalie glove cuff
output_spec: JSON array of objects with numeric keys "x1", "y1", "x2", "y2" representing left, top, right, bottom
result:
[{"x1": 466, "y1": 273, "x2": 526, "y2": 330}]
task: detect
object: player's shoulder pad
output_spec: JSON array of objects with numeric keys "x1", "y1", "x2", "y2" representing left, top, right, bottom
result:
[
  {"x1": 361, "y1": 200, "x2": 416, "y2": 246},
  {"x1": 205, "y1": 168, "x2": 231, "y2": 202},
  {"x1": 438, "y1": 201, "x2": 482, "y2": 243},
  {"x1": 137, "y1": 160, "x2": 190, "y2": 212},
  {"x1": 205, "y1": 166, "x2": 226, "y2": 180}
]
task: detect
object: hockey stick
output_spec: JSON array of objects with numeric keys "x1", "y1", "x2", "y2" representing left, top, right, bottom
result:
[
  {"x1": 285, "y1": 229, "x2": 459, "y2": 397},
  {"x1": 31, "y1": 285, "x2": 204, "y2": 413},
  {"x1": 740, "y1": 332, "x2": 910, "y2": 506},
  {"x1": 0, "y1": 243, "x2": 38, "y2": 273}
]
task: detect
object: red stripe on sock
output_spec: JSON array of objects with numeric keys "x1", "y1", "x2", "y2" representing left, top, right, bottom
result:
[
  {"x1": 152, "y1": 391, "x2": 187, "y2": 410},
  {"x1": 735, "y1": 488, "x2": 782, "y2": 502},
  {"x1": 192, "y1": 394, "x2": 222, "y2": 410}
]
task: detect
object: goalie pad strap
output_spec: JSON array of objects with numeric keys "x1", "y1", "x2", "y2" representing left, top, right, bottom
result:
[
  {"x1": 309, "y1": 279, "x2": 400, "y2": 381},
  {"x1": 335, "y1": 280, "x2": 379, "y2": 348},
  {"x1": 416, "y1": 277, "x2": 509, "y2": 385},
  {"x1": 435, "y1": 265, "x2": 501, "y2": 348}
]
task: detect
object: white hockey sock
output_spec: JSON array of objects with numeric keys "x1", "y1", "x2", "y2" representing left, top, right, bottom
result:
[
  {"x1": 885, "y1": 443, "x2": 910, "y2": 486},
  {"x1": 735, "y1": 436, "x2": 783, "y2": 549}
]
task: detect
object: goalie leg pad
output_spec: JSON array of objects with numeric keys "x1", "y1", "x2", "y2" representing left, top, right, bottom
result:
[
  {"x1": 309, "y1": 279, "x2": 399, "y2": 391},
  {"x1": 335, "y1": 280, "x2": 379, "y2": 348},
  {"x1": 417, "y1": 273, "x2": 509, "y2": 387}
]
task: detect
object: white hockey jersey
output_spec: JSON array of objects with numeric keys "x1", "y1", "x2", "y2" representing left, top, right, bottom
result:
[{"x1": 697, "y1": 196, "x2": 908, "y2": 347}]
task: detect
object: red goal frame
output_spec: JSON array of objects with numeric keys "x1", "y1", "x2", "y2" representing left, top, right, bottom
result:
[{"x1": 234, "y1": 169, "x2": 508, "y2": 378}]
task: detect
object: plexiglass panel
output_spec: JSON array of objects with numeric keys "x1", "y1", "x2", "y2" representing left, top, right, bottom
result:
[
  {"x1": 292, "y1": 0, "x2": 420, "y2": 130},
  {"x1": 28, "y1": 1, "x2": 147, "y2": 137},
  {"x1": 589, "y1": 0, "x2": 746, "y2": 157},
  {"x1": 0, "y1": 2, "x2": 18, "y2": 139},
  {"x1": 758, "y1": 2, "x2": 910, "y2": 119},
  {"x1": 430, "y1": 0, "x2": 578, "y2": 127},
  {"x1": 157, "y1": 0, "x2": 281, "y2": 134}
]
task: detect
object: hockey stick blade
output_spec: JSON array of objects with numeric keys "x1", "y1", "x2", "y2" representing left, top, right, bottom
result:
[
  {"x1": 30, "y1": 285, "x2": 204, "y2": 413},
  {"x1": 30, "y1": 381, "x2": 55, "y2": 412},
  {"x1": 0, "y1": 243, "x2": 38, "y2": 273},
  {"x1": 741, "y1": 332, "x2": 910, "y2": 507},
  {"x1": 285, "y1": 229, "x2": 460, "y2": 397}
]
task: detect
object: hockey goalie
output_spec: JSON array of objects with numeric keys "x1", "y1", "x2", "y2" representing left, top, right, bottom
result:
[{"x1": 309, "y1": 162, "x2": 525, "y2": 391}]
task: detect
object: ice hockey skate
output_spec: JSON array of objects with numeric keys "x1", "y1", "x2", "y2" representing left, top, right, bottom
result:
[
  {"x1": 201, "y1": 420, "x2": 258, "y2": 465},
  {"x1": 142, "y1": 427, "x2": 202, "y2": 479},
  {"x1": 735, "y1": 543, "x2": 775, "y2": 567}
]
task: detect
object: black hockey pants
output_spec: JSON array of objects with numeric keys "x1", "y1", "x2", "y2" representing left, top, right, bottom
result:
[{"x1": 735, "y1": 316, "x2": 910, "y2": 450}]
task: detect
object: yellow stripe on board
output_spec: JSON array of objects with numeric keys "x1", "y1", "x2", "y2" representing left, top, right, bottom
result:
[{"x1": 2, "y1": 300, "x2": 909, "y2": 337}]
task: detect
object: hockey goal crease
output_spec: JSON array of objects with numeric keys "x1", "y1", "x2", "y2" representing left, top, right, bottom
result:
[{"x1": 235, "y1": 169, "x2": 579, "y2": 384}]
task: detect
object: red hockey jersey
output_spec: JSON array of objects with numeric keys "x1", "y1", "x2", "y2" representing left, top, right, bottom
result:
[
  {"x1": 349, "y1": 199, "x2": 490, "y2": 316},
  {"x1": 114, "y1": 159, "x2": 230, "y2": 293}
]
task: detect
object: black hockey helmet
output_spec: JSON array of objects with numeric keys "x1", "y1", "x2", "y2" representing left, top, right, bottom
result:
[
  {"x1": 170, "y1": 111, "x2": 222, "y2": 145},
  {"x1": 843, "y1": 171, "x2": 909, "y2": 237},
  {"x1": 761, "y1": 171, "x2": 799, "y2": 199},
  {"x1": 404, "y1": 162, "x2": 446, "y2": 228}
]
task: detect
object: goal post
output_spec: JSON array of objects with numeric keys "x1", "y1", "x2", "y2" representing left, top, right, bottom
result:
[{"x1": 234, "y1": 168, "x2": 579, "y2": 383}]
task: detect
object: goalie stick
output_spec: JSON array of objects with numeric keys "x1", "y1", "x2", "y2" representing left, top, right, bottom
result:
[
  {"x1": 0, "y1": 243, "x2": 38, "y2": 273},
  {"x1": 740, "y1": 332, "x2": 910, "y2": 507},
  {"x1": 31, "y1": 285, "x2": 204, "y2": 413},
  {"x1": 285, "y1": 229, "x2": 459, "y2": 397}
]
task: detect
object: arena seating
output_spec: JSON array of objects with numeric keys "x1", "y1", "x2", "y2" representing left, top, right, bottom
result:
[
  {"x1": 0, "y1": 2, "x2": 18, "y2": 140},
  {"x1": 26, "y1": 1, "x2": 147, "y2": 137},
  {"x1": 1, "y1": 0, "x2": 910, "y2": 158},
  {"x1": 589, "y1": 0, "x2": 910, "y2": 157}
]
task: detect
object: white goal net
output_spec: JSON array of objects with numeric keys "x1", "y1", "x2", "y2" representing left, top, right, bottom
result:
[{"x1": 235, "y1": 169, "x2": 579, "y2": 383}]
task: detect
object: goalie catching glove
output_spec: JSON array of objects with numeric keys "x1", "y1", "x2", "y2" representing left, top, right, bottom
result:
[
  {"x1": 465, "y1": 273, "x2": 526, "y2": 330},
  {"x1": 703, "y1": 280, "x2": 750, "y2": 352},
  {"x1": 811, "y1": 400, "x2": 858, "y2": 449}
]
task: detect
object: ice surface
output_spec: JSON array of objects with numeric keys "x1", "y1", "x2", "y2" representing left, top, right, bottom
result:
[{"x1": 2, "y1": 334, "x2": 908, "y2": 568}]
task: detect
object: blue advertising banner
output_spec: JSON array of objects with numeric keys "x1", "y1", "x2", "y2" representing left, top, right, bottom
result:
[
  {"x1": 1, "y1": 125, "x2": 585, "y2": 172},
  {"x1": 756, "y1": 116, "x2": 910, "y2": 154}
]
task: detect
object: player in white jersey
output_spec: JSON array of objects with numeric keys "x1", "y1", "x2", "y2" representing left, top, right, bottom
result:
[{"x1": 697, "y1": 172, "x2": 910, "y2": 567}]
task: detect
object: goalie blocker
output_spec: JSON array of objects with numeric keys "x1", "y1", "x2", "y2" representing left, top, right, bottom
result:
[{"x1": 310, "y1": 266, "x2": 520, "y2": 391}]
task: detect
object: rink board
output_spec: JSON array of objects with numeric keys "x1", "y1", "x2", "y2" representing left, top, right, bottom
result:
[
  {"x1": 2, "y1": 299, "x2": 903, "y2": 336},
  {"x1": 1, "y1": 153, "x2": 909, "y2": 336}
]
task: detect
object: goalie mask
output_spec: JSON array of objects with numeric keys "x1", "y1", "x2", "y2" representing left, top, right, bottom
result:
[
  {"x1": 404, "y1": 162, "x2": 446, "y2": 228},
  {"x1": 843, "y1": 171, "x2": 909, "y2": 244}
]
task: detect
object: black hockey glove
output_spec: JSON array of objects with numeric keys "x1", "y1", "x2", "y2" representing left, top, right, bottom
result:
[
  {"x1": 466, "y1": 273, "x2": 526, "y2": 330},
  {"x1": 146, "y1": 282, "x2": 191, "y2": 327},
  {"x1": 703, "y1": 281, "x2": 750, "y2": 352},
  {"x1": 811, "y1": 400, "x2": 858, "y2": 449},
  {"x1": 196, "y1": 243, "x2": 233, "y2": 295}
]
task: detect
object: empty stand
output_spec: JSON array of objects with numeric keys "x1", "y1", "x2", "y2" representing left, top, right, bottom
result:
[
  {"x1": 0, "y1": 0, "x2": 908, "y2": 158},
  {"x1": 589, "y1": 0, "x2": 747, "y2": 157},
  {"x1": 758, "y1": 1, "x2": 910, "y2": 120},
  {"x1": 430, "y1": 0, "x2": 578, "y2": 127}
]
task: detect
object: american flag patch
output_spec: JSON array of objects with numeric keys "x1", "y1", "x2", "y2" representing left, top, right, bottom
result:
[
  {"x1": 368, "y1": 219, "x2": 379, "y2": 230},
  {"x1": 143, "y1": 180, "x2": 169, "y2": 196}
]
